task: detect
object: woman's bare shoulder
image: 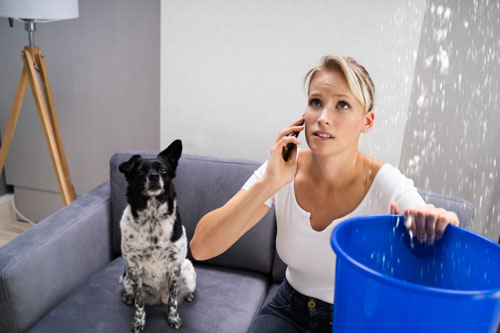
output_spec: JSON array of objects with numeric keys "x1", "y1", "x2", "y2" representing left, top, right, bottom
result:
[{"x1": 360, "y1": 153, "x2": 384, "y2": 176}]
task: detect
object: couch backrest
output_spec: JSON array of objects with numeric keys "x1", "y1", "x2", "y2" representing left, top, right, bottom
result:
[
  {"x1": 110, "y1": 152, "x2": 277, "y2": 275},
  {"x1": 417, "y1": 189, "x2": 475, "y2": 230},
  {"x1": 110, "y1": 152, "x2": 476, "y2": 282},
  {"x1": 270, "y1": 188, "x2": 476, "y2": 282}
]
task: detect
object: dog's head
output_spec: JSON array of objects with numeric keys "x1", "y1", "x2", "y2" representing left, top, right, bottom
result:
[{"x1": 119, "y1": 139, "x2": 183, "y2": 197}]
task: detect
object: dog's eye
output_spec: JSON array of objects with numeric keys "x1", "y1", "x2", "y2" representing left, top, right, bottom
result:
[{"x1": 160, "y1": 168, "x2": 167, "y2": 174}]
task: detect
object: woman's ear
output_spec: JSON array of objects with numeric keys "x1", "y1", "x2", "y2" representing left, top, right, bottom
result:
[{"x1": 361, "y1": 111, "x2": 375, "y2": 133}]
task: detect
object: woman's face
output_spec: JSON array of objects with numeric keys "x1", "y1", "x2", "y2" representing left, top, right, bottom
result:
[{"x1": 304, "y1": 70, "x2": 373, "y2": 156}]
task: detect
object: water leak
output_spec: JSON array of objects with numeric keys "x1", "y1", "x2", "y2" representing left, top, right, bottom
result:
[{"x1": 398, "y1": 0, "x2": 500, "y2": 242}]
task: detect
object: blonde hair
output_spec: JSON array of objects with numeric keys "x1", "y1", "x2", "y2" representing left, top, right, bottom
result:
[{"x1": 305, "y1": 55, "x2": 375, "y2": 113}]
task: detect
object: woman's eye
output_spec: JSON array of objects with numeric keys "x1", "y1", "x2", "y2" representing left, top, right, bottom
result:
[
  {"x1": 309, "y1": 98, "x2": 322, "y2": 107},
  {"x1": 337, "y1": 101, "x2": 350, "y2": 110}
]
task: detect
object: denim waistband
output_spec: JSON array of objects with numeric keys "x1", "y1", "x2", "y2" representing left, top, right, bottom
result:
[{"x1": 282, "y1": 278, "x2": 334, "y2": 314}]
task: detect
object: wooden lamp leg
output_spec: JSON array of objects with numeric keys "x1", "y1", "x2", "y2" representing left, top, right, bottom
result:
[
  {"x1": 34, "y1": 48, "x2": 76, "y2": 202},
  {"x1": 23, "y1": 47, "x2": 75, "y2": 205},
  {"x1": 0, "y1": 46, "x2": 76, "y2": 206}
]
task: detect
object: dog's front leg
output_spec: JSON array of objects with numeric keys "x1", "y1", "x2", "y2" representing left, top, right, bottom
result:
[
  {"x1": 167, "y1": 266, "x2": 182, "y2": 329},
  {"x1": 128, "y1": 265, "x2": 146, "y2": 333}
]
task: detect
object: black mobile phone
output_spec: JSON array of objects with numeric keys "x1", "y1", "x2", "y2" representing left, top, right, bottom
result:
[{"x1": 282, "y1": 118, "x2": 305, "y2": 162}]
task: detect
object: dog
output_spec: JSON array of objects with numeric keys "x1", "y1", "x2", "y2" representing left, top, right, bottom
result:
[{"x1": 118, "y1": 139, "x2": 196, "y2": 332}]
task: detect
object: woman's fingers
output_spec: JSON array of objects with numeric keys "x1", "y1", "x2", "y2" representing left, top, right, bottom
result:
[
  {"x1": 403, "y1": 207, "x2": 413, "y2": 230},
  {"x1": 276, "y1": 125, "x2": 304, "y2": 142},
  {"x1": 404, "y1": 204, "x2": 459, "y2": 244},
  {"x1": 425, "y1": 210, "x2": 440, "y2": 244},
  {"x1": 414, "y1": 206, "x2": 428, "y2": 243},
  {"x1": 273, "y1": 135, "x2": 302, "y2": 153},
  {"x1": 275, "y1": 117, "x2": 305, "y2": 141},
  {"x1": 435, "y1": 211, "x2": 459, "y2": 240},
  {"x1": 262, "y1": 117, "x2": 305, "y2": 192},
  {"x1": 390, "y1": 201, "x2": 400, "y2": 215},
  {"x1": 289, "y1": 117, "x2": 305, "y2": 127},
  {"x1": 265, "y1": 134, "x2": 302, "y2": 190}
]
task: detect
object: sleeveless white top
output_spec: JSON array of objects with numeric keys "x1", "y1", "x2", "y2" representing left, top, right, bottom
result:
[{"x1": 241, "y1": 151, "x2": 425, "y2": 303}]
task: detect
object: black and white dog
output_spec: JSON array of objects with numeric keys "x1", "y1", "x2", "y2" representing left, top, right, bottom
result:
[{"x1": 119, "y1": 139, "x2": 196, "y2": 332}]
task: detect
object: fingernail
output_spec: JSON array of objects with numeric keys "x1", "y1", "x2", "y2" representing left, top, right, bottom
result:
[{"x1": 404, "y1": 215, "x2": 412, "y2": 229}]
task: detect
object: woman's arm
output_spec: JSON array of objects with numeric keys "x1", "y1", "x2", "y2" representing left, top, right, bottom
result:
[
  {"x1": 189, "y1": 185, "x2": 273, "y2": 261},
  {"x1": 190, "y1": 118, "x2": 305, "y2": 261}
]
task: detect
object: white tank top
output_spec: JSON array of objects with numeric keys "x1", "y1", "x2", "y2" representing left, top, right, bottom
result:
[{"x1": 242, "y1": 150, "x2": 425, "y2": 303}]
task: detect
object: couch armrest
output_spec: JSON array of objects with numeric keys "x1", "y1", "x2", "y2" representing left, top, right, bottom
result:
[{"x1": 0, "y1": 182, "x2": 113, "y2": 333}]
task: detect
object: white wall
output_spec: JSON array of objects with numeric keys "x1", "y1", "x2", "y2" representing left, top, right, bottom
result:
[{"x1": 160, "y1": 0, "x2": 426, "y2": 165}]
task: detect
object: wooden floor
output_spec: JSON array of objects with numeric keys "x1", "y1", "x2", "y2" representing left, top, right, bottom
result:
[{"x1": 0, "y1": 221, "x2": 34, "y2": 247}]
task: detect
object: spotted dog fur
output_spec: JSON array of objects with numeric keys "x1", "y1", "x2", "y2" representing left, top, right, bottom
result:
[{"x1": 119, "y1": 139, "x2": 196, "y2": 332}]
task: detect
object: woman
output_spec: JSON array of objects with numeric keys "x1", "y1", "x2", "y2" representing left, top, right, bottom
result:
[{"x1": 189, "y1": 55, "x2": 459, "y2": 332}]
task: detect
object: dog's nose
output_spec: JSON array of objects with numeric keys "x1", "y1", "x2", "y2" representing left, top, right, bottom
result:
[{"x1": 149, "y1": 173, "x2": 160, "y2": 181}]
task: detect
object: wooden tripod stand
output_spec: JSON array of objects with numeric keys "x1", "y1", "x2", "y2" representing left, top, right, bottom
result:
[{"x1": 0, "y1": 46, "x2": 75, "y2": 205}]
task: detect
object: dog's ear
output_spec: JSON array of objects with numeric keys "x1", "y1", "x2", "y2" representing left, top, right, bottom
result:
[
  {"x1": 119, "y1": 154, "x2": 142, "y2": 175},
  {"x1": 158, "y1": 139, "x2": 182, "y2": 171}
]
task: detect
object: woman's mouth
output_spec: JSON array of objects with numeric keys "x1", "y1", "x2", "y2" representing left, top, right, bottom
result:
[{"x1": 312, "y1": 131, "x2": 334, "y2": 139}]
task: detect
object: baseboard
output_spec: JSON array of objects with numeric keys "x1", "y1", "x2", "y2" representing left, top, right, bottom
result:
[
  {"x1": 0, "y1": 194, "x2": 16, "y2": 229},
  {"x1": 11, "y1": 186, "x2": 65, "y2": 223}
]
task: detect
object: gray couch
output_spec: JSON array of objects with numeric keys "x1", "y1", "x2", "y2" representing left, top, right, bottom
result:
[{"x1": 0, "y1": 152, "x2": 475, "y2": 332}]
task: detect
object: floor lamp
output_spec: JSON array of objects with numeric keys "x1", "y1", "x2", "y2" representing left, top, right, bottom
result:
[{"x1": 0, "y1": 0, "x2": 79, "y2": 205}]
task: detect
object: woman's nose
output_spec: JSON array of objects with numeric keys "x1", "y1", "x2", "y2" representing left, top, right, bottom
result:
[{"x1": 318, "y1": 108, "x2": 332, "y2": 125}]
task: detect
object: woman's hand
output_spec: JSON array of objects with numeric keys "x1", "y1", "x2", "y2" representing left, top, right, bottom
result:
[
  {"x1": 262, "y1": 117, "x2": 304, "y2": 192},
  {"x1": 390, "y1": 202, "x2": 459, "y2": 244}
]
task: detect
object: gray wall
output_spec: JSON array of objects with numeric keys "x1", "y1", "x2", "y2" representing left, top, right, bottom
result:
[
  {"x1": 0, "y1": 0, "x2": 161, "y2": 221},
  {"x1": 160, "y1": 0, "x2": 426, "y2": 165},
  {"x1": 400, "y1": 0, "x2": 500, "y2": 241},
  {"x1": 0, "y1": 172, "x2": 7, "y2": 196},
  {"x1": 0, "y1": 135, "x2": 12, "y2": 196}
]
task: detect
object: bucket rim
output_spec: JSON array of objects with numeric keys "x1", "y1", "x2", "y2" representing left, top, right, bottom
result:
[{"x1": 330, "y1": 214, "x2": 500, "y2": 298}]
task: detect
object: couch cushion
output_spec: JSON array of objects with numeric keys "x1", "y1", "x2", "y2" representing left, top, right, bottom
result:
[
  {"x1": 28, "y1": 257, "x2": 269, "y2": 333},
  {"x1": 110, "y1": 152, "x2": 277, "y2": 275},
  {"x1": 261, "y1": 282, "x2": 281, "y2": 310}
]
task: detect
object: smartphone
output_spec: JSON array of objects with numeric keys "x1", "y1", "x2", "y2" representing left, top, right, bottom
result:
[{"x1": 282, "y1": 117, "x2": 305, "y2": 162}]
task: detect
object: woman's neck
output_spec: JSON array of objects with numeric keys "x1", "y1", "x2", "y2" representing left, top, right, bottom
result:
[{"x1": 308, "y1": 148, "x2": 366, "y2": 193}]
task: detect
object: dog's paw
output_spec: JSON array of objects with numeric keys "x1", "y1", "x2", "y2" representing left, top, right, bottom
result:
[
  {"x1": 184, "y1": 292, "x2": 195, "y2": 303},
  {"x1": 122, "y1": 293, "x2": 135, "y2": 305},
  {"x1": 167, "y1": 313, "x2": 182, "y2": 329},
  {"x1": 131, "y1": 320, "x2": 145, "y2": 333},
  {"x1": 131, "y1": 309, "x2": 146, "y2": 333}
]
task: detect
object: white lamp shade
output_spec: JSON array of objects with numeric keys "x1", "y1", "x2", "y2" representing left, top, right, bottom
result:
[{"x1": 0, "y1": 0, "x2": 79, "y2": 22}]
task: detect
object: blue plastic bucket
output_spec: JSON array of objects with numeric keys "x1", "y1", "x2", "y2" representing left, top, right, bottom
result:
[{"x1": 330, "y1": 215, "x2": 500, "y2": 333}]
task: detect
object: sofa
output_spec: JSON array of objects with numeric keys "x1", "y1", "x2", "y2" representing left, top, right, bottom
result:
[{"x1": 0, "y1": 152, "x2": 475, "y2": 332}]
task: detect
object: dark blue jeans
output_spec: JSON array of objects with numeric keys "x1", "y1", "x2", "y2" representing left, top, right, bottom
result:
[{"x1": 249, "y1": 278, "x2": 333, "y2": 332}]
